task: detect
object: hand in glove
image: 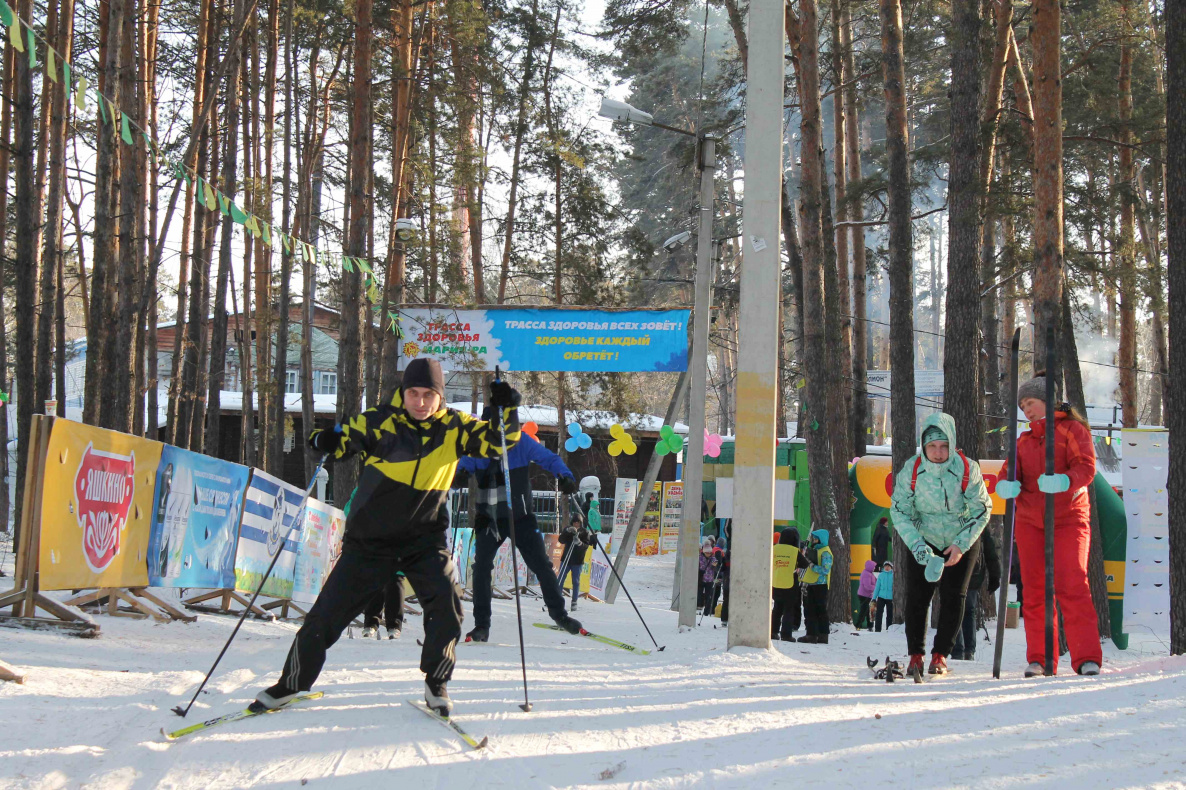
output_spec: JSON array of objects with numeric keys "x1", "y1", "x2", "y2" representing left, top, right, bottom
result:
[
  {"x1": 910, "y1": 540, "x2": 935, "y2": 567},
  {"x1": 489, "y1": 380, "x2": 521, "y2": 408},
  {"x1": 558, "y1": 475, "x2": 579, "y2": 495},
  {"x1": 308, "y1": 425, "x2": 343, "y2": 455},
  {"x1": 1038, "y1": 473, "x2": 1071, "y2": 494},
  {"x1": 995, "y1": 479, "x2": 1021, "y2": 500},
  {"x1": 579, "y1": 528, "x2": 593, "y2": 545},
  {"x1": 925, "y1": 554, "x2": 946, "y2": 583}
]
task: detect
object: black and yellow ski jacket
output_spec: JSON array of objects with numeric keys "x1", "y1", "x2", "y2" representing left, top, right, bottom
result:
[{"x1": 330, "y1": 389, "x2": 520, "y2": 552}]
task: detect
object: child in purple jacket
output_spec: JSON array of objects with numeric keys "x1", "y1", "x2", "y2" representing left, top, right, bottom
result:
[{"x1": 856, "y1": 559, "x2": 877, "y2": 630}]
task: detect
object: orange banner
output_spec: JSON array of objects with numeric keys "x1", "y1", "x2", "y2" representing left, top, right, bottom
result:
[
  {"x1": 852, "y1": 455, "x2": 1008, "y2": 514},
  {"x1": 38, "y1": 419, "x2": 164, "y2": 590}
]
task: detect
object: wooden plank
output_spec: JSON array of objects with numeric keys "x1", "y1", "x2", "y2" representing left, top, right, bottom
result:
[
  {"x1": 0, "y1": 615, "x2": 100, "y2": 637},
  {"x1": 63, "y1": 589, "x2": 112, "y2": 607},
  {"x1": 132, "y1": 588, "x2": 197, "y2": 623},
  {"x1": 11, "y1": 416, "x2": 42, "y2": 615},
  {"x1": 0, "y1": 659, "x2": 27, "y2": 684},
  {"x1": 181, "y1": 589, "x2": 229, "y2": 606},
  {"x1": 33, "y1": 593, "x2": 99, "y2": 628},
  {"x1": 113, "y1": 588, "x2": 170, "y2": 623},
  {"x1": 24, "y1": 417, "x2": 53, "y2": 619}
]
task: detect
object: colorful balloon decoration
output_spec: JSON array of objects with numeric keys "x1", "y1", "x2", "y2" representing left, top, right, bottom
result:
[
  {"x1": 607, "y1": 423, "x2": 637, "y2": 457},
  {"x1": 522, "y1": 421, "x2": 540, "y2": 439},
  {"x1": 654, "y1": 425, "x2": 684, "y2": 456},
  {"x1": 704, "y1": 429, "x2": 724, "y2": 458},
  {"x1": 564, "y1": 422, "x2": 593, "y2": 452}
]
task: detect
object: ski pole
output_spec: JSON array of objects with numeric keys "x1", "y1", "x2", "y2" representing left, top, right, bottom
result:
[
  {"x1": 493, "y1": 367, "x2": 532, "y2": 712},
  {"x1": 1043, "y1": 327, "x2": 1056, "y2": 677},
  {"x1": 992, "y1": 328, "x2": 1022, "y2": 679},
  {"x1": 569, "y1": 493, "x2": 666, "y2": 651},
  {"x1": 173, "y1": 454, "x2": 328, "y2": 717}
]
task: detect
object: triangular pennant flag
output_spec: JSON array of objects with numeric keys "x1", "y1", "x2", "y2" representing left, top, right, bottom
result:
[
  {"x1": 97, "y1": 93, "x2": 110, "y2": 124},
  {"x1": 229, "y1": 201, "x2": 248, "y2": 225},
  {"x1": 9, "y1": 13, "x2": 24, "y2": 52},
  {"x1": 342, "y1": 256, "x2": 354, "y2": 273},
  {"x1": 303, "y1": 243, "x2": 313, "y2": 263},
  {"x1": 0, "y1": 2, "x2": 12, "y2": 28},
  {"x1": 142, "y1": 131, "x2": 155, "y2": 164},
  {"x1": 75, "y1": 75, "x2": 87, "y2": 110},
  {"x1": 356, "y1": 257, "x2": 373, "y2": 275},
  {"x1": 260, "y1": 222, "x2": 272, "y2": 247},
  {"x1": 25, "y1": 26, "x2": 34, "y2": 66},
  {"x1": 120, "y1": 111, "x2": 134, "y2": 145},
  {"x1": 202, "y1": 179, "x2": 217, "y2": 211},
  {"x1": 47, "y1": 47, "x2": 58, "y2": 82},
  {"x1": 244, "y1": 213, "x2": 261, "y2": 237},
  {"x1": 217, "y1": 191, "x2": 230, "y2": 216},
  {"x1": 62, "y1": 61, "x2": 71, "y2": 102},
  {"x1": 281, "y1": 233, "x2": 291, "y2": 253}
]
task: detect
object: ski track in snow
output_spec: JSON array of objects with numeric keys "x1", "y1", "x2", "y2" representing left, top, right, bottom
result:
[{"x1": 2, "y1": 554, "x2": 1185, "y2": 789}]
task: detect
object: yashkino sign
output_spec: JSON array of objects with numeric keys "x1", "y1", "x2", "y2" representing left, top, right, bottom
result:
[
  {"x1": 397, "y1": 307, "x2": 691, "y2": 373},
  {"x1": 865, "y1": 370, "x2": 945, "y2": 398}
]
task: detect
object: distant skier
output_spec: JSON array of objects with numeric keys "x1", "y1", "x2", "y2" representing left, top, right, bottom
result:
[
  {"x1": 253, "y1": 358, "x2": 521, "y2": 716},
  {"x1": 361, "y1": 574, "x2": 405, "y2": 640},
  {"x1": 557, "y1": 514, "x2": 592, "y2": 610},
  {"x1": 994, "y1": 377, "x2": 1101, "y2": 677},
  {"x1": 890, "y1": 413, "x2": 991, "y2": 678},
  {"x1": 856, "y1": 559, "x2": 877, "y2": 630},
  {"x1": 456, "y1": 420, "x2": 581, "y2": 643},
  {"x1": 797, "y1": 528, "x2": 833, "y2": 643}
]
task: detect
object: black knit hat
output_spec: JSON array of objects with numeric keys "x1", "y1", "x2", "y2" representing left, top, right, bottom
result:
[{"x1": 402, "y1": 358, "x2": 445, "y2": 400}]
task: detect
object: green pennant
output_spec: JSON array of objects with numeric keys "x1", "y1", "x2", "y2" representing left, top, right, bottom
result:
[
  {"x1": 229, "y1": 200, "x2": 248, "y2": 225},
  {"x1": 97, "y1": 92, "x2": 110, "y2": 124},
  {"x1": 281, "y1": 233, "x2": 291, "y2": 253},
  {"x1": 120, "y1": 111, "x2": 134, "y2": 145},
  {"x1": 62, "y1": 60, "x2": 71, "y2": 101},
  {"x1": 47, "y1": 47, "x2": 58, "y2": 82},
  {"x1": 25, "y1": 26, "x2": 34, "y2": 67},
  {"x1": 356, "y1": 257, "x2": 373, "y2": 275},
  {"x1": 217, "y1": 191, "x2": 230, "y2": 216},
  {"x1": 75, "y1": 75, "x2": 87, "y2": 110},
  {"x1": 0, "y1": 2, "x2": 12, "y2": 28},
  {"x1": 0, "y1": 390, "x2": 8, "y2": 404},
  {"x1": 342, "y1": 256, "x2": 354, "y2": 273}
]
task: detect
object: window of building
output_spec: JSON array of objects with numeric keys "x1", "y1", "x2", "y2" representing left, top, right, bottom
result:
[
  {"x1": 285, "y1": 370, "x2": 299, "y2": 394},
  {"x1": 316, "y1": 370, "x2": 337, "y2": 396}
]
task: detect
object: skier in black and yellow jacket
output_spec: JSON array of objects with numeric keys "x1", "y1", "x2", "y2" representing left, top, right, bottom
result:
[{"x1": 255, "y1": 358, "x2": 521, "y2": 716}]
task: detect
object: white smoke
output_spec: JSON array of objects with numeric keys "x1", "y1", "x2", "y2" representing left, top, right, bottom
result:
[{"x1": 1071, "y1": 317, "x2": 1119, "y2": 410}]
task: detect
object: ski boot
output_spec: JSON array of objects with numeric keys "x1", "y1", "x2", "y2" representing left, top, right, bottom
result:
[
  {"x1": 551, "y1": 610, "x2": 582, "y2": 635},
  {"x1": 465, "y1": 626, "x2": 489, "y2": 643},
  {"x1": 907, "y1": 653, "x2": 926, "y2": 683},
  {"x1": 570, "y1": 600, "x2": 578, "y2": 612},
  {"x1": 1077, "y1": 661, "x2": 1100, "y2": 676},
  {"x1": 253, "y1": 682, "x2": 302, "y2": 712},
  {"x1": 928, "y1": 653, "x2": 948, "y2": 676},
  {"x1": 1024, "y1": 662, "x2": 1046, "y2": 678},
  {"x1": 796, "y1": 635, "x2": 816, "y2": 643},
  {"x1": 425, "y1": 679, "x2": 453, "y2": 716},
  {"x1": 387, "y1": 626, "x2": 402, "y2": 640},
  {"x1": 361, "y1": 625, "x2": 379, "y2": 640}
]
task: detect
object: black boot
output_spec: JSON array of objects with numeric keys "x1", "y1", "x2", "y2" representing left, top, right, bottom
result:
[
  {"x1": 425, "y1": 679, "x2": 452, "y2": 716},
  {"x1": 551, "y1": 610, "x2": 582, "y2": 634},
  {"x1": 465, "y1": 626, "x2": 489, "y2": 643}
]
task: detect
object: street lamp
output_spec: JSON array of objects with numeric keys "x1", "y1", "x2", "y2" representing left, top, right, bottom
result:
[{"x1": 599, "y1": 96, "x2": 716, "y2": 630}]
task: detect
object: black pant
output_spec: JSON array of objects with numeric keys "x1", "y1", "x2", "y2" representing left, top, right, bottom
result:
[
  {"x1": 875, "y1": 599, "x2": 893, "y2": 632},
  {"x1": 721, "y1": 577, "x2": 730, "y2": 623},
  {"x1": 363, "y1": 575, "x2": 406, "y2": 631},
  {"x1": 471, "y1": 511, "x2": 567, "y2": 629},
  {"x1": 280, "y1": 535, "x2": 462, "y2": 690},
  {"x1": 704, "y1": 577, "x2": 723, "y2": 617},
  {"x1": 771, "y1": 585, "x2": 801, "y2": 639},
  {"x1": 856, "y1": 595, "x2": 873, "y2": 629},
  {"x1": 952, "y1": 588, "x2": 980, "y2": 657},
  {"x1": 903, "y1": 539, "x2": 981, "y2": 657},
  {"x1": 803, "y1": 584, "x2": 830, "y2": 637}
]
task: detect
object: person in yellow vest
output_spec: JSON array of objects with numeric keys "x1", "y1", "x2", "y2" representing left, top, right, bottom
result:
[
  {"x1": 771, "y1": 528, "x2": 809, "y2": 640},
  {"x1": 797, "y1": 528, "x2": 833, "y2": 644}
]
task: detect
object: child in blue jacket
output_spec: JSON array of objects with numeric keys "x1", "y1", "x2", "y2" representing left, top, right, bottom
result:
[{"x1": 873, "y1": 561, "x2": 894, "y2": 632}]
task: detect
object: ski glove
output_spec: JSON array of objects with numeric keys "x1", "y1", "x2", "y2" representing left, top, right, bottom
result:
[
  {"x1": 489, "y1": 380, "x2": 522, "y2": 408},
  {"x1": 909, "y1": 539, "x2": 935, "y2": 567},
  {"x1": 558, "y1": 475, "x2": 579, "y2": 495},
  {"x1": 1038, "y1": 473, "x2": 1071, "y2": 494},
  {"x1": 308, "y1": 425, "x2": 344, "y2": 455},
  {"x1": 924, "y1": 554, "x2": 946, "y2": 583},
  {"x1": 995, "y1": 479, "x2": 1021, "y2": 500}
]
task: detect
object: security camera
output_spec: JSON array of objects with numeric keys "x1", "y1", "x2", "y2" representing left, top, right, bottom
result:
[
  {"x1": 395, "y1": 218, "x2": 418, "y2": 243},
  {"x1": 663, "y1": 231, "x2": 692, "y2": 252}
]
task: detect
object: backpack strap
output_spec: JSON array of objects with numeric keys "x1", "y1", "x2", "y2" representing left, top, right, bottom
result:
[
  {"x1": 910, "y1": 456, "x2": 923, "y2": 491},
  {"x1": 958, "y1": 450, "x2": 970, "y2": 492}
]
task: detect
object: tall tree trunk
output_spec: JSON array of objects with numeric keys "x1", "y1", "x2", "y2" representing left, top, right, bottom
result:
[
  {"x1": 144, "y1": 0, "x2": 161, "y2": 436},
  {"x1": 270, "y1": 0, "x2": 294, "y2": 474},
  {"x1": 842, "y1": 3, "x2": 868, "y2": 458},
  {"x1": 1117, "y1": 1, "x2": 1138, "y2": 427},
  {"x1": 829, "y1": 0, "x2": 854, "y2": 469},
  {"x1": 207, "y1": 0, "x2": 247, "y2": 458},
  {"x1": 0, "y1": 45, "x2": 13, "y2": 529},
  {"x1": 240, "y1": 33, "x2": 257, "y2": 468},
  {"x1": 880, "y1": 0, "x2": 916, "y2": 619},
  {"x1": 1165, "y1": 0, "x2": 1184, "y2": 655},
  {"x1": 337, "y1": 0, "x2": 373, "y2": 505},
  {"x1": 944, "y1": 0, "x2": 982, "y2": 460},
  {"x1": 1031, "y1": 0, "x2": 1063, "y2": 372}
]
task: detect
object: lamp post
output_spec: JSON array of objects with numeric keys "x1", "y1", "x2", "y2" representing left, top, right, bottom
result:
[{"x1": 599, "y1": 98, "x2": 715, "y2": 629}]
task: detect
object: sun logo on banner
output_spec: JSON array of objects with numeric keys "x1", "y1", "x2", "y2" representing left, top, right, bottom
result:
[
  {"x1": 403, "y1": 341, "x2": 421, "y2": 359},
  {"x1": 608, "y1": 424, "x2": 637, "y2": 457},
  {"x1": 704, "y1": 429, "x2": 724, "y2": 458},
  {"x1": 565, "y1": 422, "x2": 592, "y2": 453},
  {"x1": 654, "y1": 425, "x2": 683, "y2": 456}
]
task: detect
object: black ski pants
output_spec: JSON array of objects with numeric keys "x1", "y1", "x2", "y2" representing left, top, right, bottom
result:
[
  {"x1": 363, "y1": 574, "x2": 406, "y2": 632},
  {"x1": 280, "y1": 535, "x2": 462, "y2": 691},
  {"x1": 874, "y1": 598, "x2": 893, "y2": 632},
  {"x1": 904, "y1": 539, "x2": 981, "y2": 658},
  {"x1": 803, "y1": 584, "x2": 830, "y2": 637},
  {"x1": 771, "y1": 585, "x2": 801, "y2": 639},
  {"x1": 952, "y1": 588, "x2": 981, "y2": 658},
  {"x1": 471, "y1": 511, "x2": 567, "y2": 630}
]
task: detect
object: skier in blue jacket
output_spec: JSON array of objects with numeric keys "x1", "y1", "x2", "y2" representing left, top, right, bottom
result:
[{"x1": 456, "y1": 413, "x2": 581, "y2": 642}]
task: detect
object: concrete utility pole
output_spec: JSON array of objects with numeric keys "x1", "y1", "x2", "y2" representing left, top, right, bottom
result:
[{"x1": 728, "y1": 1, "x2": 784, "y2": 650}]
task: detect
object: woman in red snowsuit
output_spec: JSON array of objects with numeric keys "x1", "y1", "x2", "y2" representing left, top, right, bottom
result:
[{"x1": 996, "y1": 375, "x2": 1101, "y2": 676}]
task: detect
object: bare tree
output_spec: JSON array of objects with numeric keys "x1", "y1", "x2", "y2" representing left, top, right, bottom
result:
[{"x1": 1165, "y1": 0, "x2": 1184, "y2": 656}]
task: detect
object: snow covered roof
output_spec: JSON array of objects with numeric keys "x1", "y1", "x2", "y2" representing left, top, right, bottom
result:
[{"x1": 447, "y1": 402, "x2": 689, "y2": 434}]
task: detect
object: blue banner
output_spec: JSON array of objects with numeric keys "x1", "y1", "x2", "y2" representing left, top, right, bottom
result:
[
  {"x1": 146, "y1": 446, "x2": 250, "y2": 589},
  {"x1": 398, "y1": 307, "x2": 690, "y2": 372},
  {"x1": 234, "y1": 469, "x2": 305, "y2": 599}
]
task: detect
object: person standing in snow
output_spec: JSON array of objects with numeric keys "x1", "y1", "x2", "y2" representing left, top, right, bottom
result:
[
  {"x1": 361, "y1": 574, "x2": 406, "y2": 640},
  {"x1": 457, "y1": 424, "x2": 582, "y2": 643},
  {"x1": 771, "y1": 528, "x2": 808, "y2": 640},
  {"x1": 856, "y1": 559, "x2": 877, "y2": 630},
  {"x1": 872, "y1": 516, "x2": 892, "y2": 570},
  {"x1": 951, "y1": 530, "x2": 1001, "y2": 660},
  {"x1": 872, "y1": 561, "x2": 894, "y2": 632},
  {"x1": 697, "y1": 538, "x2": 716, "y2": 609},
  {"x1": 255, "y1": 359, "x2": 521, "y2": 716},
  {"x1": 994, "y1": 378, "x2": 1102, "y2": 677},
  {"x1": 557, "y1": 514, "x2": 591, "y2": 611},
  {"x1": 889, "y1": 413, "x2": 992, "y2": 677},
  {"x1": 797, "y1": 528, "x2": 833, "y2": 644},
  {"x1": 704, "y1": 547, "x2": 727, "y2": 618}
]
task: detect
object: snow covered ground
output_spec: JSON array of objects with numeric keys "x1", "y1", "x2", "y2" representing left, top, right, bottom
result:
[{"x1": 2, "y1": 554, "x2": 1185, "y2": 789}]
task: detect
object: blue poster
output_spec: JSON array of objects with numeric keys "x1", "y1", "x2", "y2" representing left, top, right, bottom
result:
[
  {"x1": 234, "y1": 469, "x2": 306, "y2": 599},
  {"x1": 146, "y1": 446, "x2": 250, "y2": 588},
  {"x1": 397, "y1": 307, "x2": 690, "y2": 372}
]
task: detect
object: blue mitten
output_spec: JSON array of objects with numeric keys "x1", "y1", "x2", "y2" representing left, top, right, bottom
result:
[
  {"x1": 910, "y1": 540, "x2": 934, "y2": 566},
  {"x1": 925, "y1": 554, "x2": 946, "y2": 583},
  {"x1": 995, "y1": 479, "x2": 1021, "y2": 500},
  {"x1": 1038, "y1": 473, "x2": 1071, "y2": 494}
]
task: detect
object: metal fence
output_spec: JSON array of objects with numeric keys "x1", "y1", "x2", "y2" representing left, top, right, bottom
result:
[{"x1": 447, "y1": 490, "x2": 613, "y2": 534}]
